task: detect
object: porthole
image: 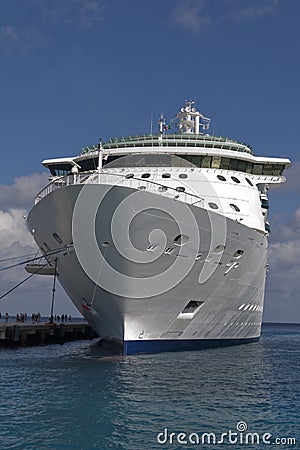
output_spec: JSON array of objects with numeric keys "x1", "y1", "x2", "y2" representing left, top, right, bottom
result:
[
  {"x1": 208, "y1": 202, "x2": 219, "y2": 210},
  {"x1": 196, "y1": 253, "x2": 203, "y2": 260},
  {"x1": 245, "y1": 177, "x2": 253, "y2": 186},
  {"x1": 141, "y1": 173, "x2": 150, "y2": 178},
  {"x1": 138, "y1": 186, "x2": 146, "y2": 190},
  {"x1": 158, "y1": 186, "x2": 167, "y2": 192},
  {"x1": 233, "y1": 249, "x2": 244, "y2": 258},
  {"x1": 230, "y1": 204, "x2": 240, "y2": 212},
  {"x1": 213, "y1": 244, "x2": 225, "y2": 253},
  {"x1": 164, "y1": 247, "x2": 174, "y2": 254},
  {"x1": 179, "y1": 173, "x2": 188, "y2": 179},
  {"x1": 43, "y1": 242, "x2": 51, "y2": 252},
  {"x1": 147, "y1": 243, "x2": 158, "y2": 251},
  {"x1": 162, "y1": 173, "x2": 171, "y2": 178},
  {"x1": 176, "y1": 186, "x2": 185, "y2": 192},
  {"x1": 174, "y1": 234, "x2": 189, "y2": 246},
  {"x1": 52, "y1": 232, "x2": 63, "y2": 244},
  {"x1": 231, "y1": 176, "x2": 240, "y2": 183},
  {"x1": 217, "y1": 175, "x2": 226, "y2": 181},
  {"x1": 125, "y1": 173, "x2": 134, "y2": 179}
]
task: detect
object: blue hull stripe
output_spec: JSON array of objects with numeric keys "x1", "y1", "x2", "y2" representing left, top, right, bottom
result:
[{"x1": 124, "y1": 337, "x2": 260, "y2": 355}]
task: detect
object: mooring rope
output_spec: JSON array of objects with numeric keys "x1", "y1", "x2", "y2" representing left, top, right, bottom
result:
[{"x1": 0, "y1": 263, "x2": 49, "y2": 302}]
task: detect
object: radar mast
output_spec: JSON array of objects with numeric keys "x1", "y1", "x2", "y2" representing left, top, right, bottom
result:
[{"x1": 175, "y1": 100, "x2": 211, "y2": 134}]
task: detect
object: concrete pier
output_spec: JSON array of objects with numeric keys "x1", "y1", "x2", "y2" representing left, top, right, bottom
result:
[{"x1": 0, "y1": 322, "x2": 98, "y2": 346}]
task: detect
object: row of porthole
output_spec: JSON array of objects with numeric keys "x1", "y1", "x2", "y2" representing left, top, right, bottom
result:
[
  {"x1": 217, "y1": 174, "x2": 253, "y2": 186},
  {"x1": 125, "y1": 172, "x2": 254, "y2": 186},
  {"x1": 137, "y1": 182, "x2": 241, "y2": 212},
  {"x1": 208, "y1": 201, "x2": 241, "y2": 212},
  {"x1": 125, "y1": 173, "x2": 188, "y2": 180},
  {"x1": 238, "y1": 303, "x2": 263, "y2": 312},
  {"x1": 139, "y1": 185, "x2": 186, "y2": 193}
]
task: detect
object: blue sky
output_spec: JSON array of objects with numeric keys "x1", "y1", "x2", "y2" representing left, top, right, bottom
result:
[{"x1": 0, "y1": 0, "x2": 299, "y2": 321}]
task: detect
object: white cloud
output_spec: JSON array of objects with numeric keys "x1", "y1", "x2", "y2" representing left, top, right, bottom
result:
[
  {"x1": 0, "y1": 208, "x2": 36, "y2": 280},
  {"x1": 278, "y1": 161, "x2": 300, "y2": 193},
  {"x1": 0, "y1": 173, "x2": 48, "y2": 211},
  {"x1": 171, "y1": 0, "x2": 279, "y2": 32},
  {"x1": 0, "y1": 207, "x2": 78, "y2": 316},
  {"x1": 0, "y1": 209, "x2": 34, "y2": 251},
  {"x1": 170, "y1": 0, "x2": 209, "y2": 33},
  {"x1": 0, "y1": 176, "x2": 78, "y2": 316},
  {"x1": 264, "y1": 205, "x2": 300, "y2": 322},
  {"x1": 0, "y1": 0, "x2": 109, "y2": 52},
  {"x1": 36, "y1": 0, "x2": 108, "y2": 28},
  {"x1": 0, "y1": 24, "x2": 48, "y2": 52},
  {"x1": 271, "y1": 206, "x2": 300, "y2": 241},
  {"x1": 231, "y1": 0, "x2": 278, "y2": 22},
  {"x1": 0, "y1": 26, "x2": 19, "y2": 43}
]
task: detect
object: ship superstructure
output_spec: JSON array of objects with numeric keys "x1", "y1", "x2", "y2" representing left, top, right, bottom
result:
[{"x1": 27, "y1": 101, "x2": 290, "y2": 354}]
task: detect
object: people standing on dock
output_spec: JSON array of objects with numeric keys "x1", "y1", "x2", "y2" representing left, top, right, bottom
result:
[
  {"x1": 31, "y1": 312, "x2": 41, "y2": 323},
  {"x1": 5, "y1": 313, "x2": 9, "y2": 322}
]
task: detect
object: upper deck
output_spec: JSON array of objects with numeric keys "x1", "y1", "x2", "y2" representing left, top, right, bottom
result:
[{"x1": 81, "y1": 133, "x2": 253, "y2": 155}]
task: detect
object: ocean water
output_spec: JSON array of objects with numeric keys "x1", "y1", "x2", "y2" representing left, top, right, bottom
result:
[{"x1": 0, "y1": 324, "x2": 298, "y2": 450}]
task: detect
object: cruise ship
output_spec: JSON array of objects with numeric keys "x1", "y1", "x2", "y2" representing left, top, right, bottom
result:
[{"x1": 27, "y1": 101, "x2": 291, "y2": 354}]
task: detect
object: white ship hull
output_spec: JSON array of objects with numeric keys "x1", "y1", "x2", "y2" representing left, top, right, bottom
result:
[{"x1": 28, "y1": 181, "x2": 266, "y2": 354}]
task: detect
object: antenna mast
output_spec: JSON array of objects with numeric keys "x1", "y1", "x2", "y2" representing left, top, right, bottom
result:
[{"x1": 175, "y1": 100, "x2": 210, "y2": 134}]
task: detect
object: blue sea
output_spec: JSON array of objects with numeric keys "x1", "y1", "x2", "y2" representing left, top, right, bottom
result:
[{"x1": 0, "y1": 323, "x2": 298, "y2": 450}]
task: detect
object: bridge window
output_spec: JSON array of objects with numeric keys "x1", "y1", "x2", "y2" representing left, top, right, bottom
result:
[
  {"x1": 101, "y1": 153, "x2": 285, "y2": 177},
  {"x1": 201, "y1": 156, "x2": 211, "y2": 168},
  {"x1": 220, "y1": 157, "x2": 230, "y2": 170},
  {"x1": 253, "y1": 164, "x2": 263, "y2": 175},
  {"x1": 237, "y1": 160, "x2": 247, "y2": 172},
  {"x1": 229, "y1": 159, "x2": 239, "y2": 171},
  {"x1": 211, "y1": 156, "x2": 221, "y2": 168}
]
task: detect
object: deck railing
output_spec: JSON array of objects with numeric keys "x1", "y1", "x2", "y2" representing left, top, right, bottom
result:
[{"x1": 35, "y1": 171, "x2": 205, "y2": 207}]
